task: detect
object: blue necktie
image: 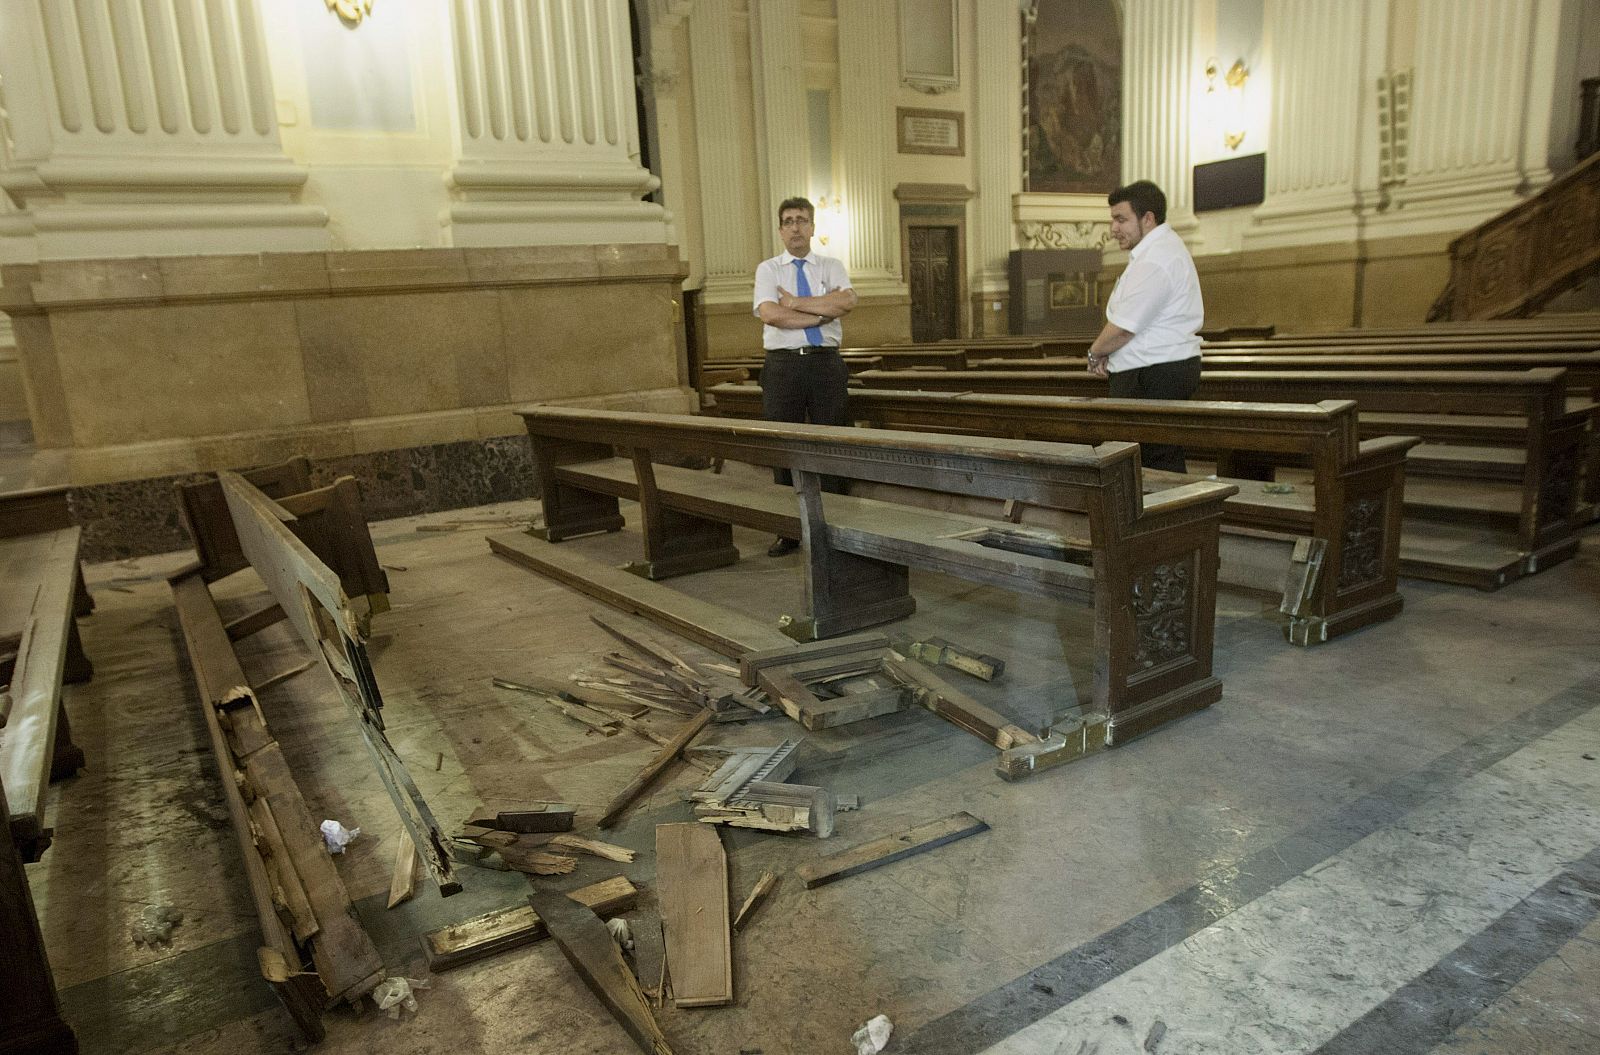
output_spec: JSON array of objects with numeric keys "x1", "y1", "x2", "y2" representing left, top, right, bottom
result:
[{"x1": 794, "y1": 259, "x2": 824, "y2": 346}]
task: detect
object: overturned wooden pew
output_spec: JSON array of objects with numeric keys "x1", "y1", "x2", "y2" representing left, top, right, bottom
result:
[{"x1": 168, "y1": 465, "x2": 454, "y2": 1040}]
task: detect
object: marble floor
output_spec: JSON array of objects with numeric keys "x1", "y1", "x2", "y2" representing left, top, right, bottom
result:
[{"x1": 20, "y1": 494, "x2": 1600, "y2": 1055}]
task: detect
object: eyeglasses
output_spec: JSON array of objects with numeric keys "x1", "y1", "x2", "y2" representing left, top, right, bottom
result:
[{"x1": 779, "y1": 216, "x2": 814, "y2": 228}]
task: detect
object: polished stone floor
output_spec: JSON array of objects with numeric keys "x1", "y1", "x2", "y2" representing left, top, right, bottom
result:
[{"x1": 22, "y1": 494, "x2": 1600, "y2": 1054}]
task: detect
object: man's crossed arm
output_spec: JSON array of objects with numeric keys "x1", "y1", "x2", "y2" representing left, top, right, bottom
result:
[{"x1": 758, "y1": 286, "x2": 858, "y2": 329}]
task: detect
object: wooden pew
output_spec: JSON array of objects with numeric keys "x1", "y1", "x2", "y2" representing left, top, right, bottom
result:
[
  {"x1": 708, "y1": 383, "x2": 1416, "y2": 645},
  {"x1": 0, "y1": 488, "x2": 93, "y2": 1055},
  {"x1": 853, "y1": 367, "x2": 1589, "y2": 588},
  {"x1": 1273, "y1": 316, "x2": 1600, "y2": 340},
  {"x1": 503, "y1": 406, "x2": 1237, "y2": 769},
  {"x1": 167, "y1": 469, "x2": 452, "y2": 1038}
]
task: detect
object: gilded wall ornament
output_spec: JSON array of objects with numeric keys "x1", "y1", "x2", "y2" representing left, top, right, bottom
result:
[
  {"x1": 327, "y1": 0, "x2": 374, "y2": 26},
  {"x1": 1017, "y1": 220, "x2": 1110, "y2": 250}
]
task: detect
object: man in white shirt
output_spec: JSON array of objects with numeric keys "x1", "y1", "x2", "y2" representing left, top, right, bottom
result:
[
  {"x1": 1086, "y1": 180, "x2": 1205, "y2": 471},
  {"x1": 752, "y1": 196, "x2": 858, "y2": 554}
]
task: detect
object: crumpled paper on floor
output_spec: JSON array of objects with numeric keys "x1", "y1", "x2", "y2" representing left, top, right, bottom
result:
[
  {"x1": 851, "y1": 1014, "x2": 893, "y2": 1054},
  {"x1": 320, "y1": 819, "x2": 360, "y2": 854},
  {"x1": 373, "y1": 975, "x2": 431, "y2": 1020}
]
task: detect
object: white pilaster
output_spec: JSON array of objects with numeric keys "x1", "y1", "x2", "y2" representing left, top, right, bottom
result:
[
  {"x1": 750, "y1": 1, "x2": 808, "y2": 259},
  {"x1": 445, "y1": 0, "x2": 668, "y2": 246},
  {"x1": 1245, "y1": 0, "x2": 1375, "y2": 248},
  {"x1": 1383, "y1": 0, "x2": 1548, "y2": 228},
  {"x1": 1122, "y1": 0, "x2": 1199, "y2": 237},
  {"x1": 0, "y1": 0, "x2": 325, "y2": 260},
  {"x1": 687, "y1": 0, "x2": 758, "y2": 299},
  {"x1": 835, "y1": 1, "x2": 906, "y2": 295},
  {"x1": 974, "y1": 1, "x2": 1022, "y2": 293}
]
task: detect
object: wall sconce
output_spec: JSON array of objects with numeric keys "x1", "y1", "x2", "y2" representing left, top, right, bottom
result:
[
  {"x1": 812, "y1": 194, "x2": 846, "y2": 249},
  {"x1": 327, "y1": 0, "x2": 373, "y2": 26},
  {"x1": 1205, "y1": 58, "x2": 1249, "y2": 150}
]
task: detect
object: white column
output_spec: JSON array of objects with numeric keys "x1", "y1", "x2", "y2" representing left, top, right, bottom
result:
[
  {"x1": 1122, "y1": 0, "x2": 1199, "y2": 236},
  {"x1": 1388, "y1": 0, "x2": 1546, "y2": 223},
  {"x1": 974, "y1": 1, "x2": 1022, "y2": 299},
  {"x1": 445, "y1": 0, "x2": 668, "y2": 246},
  {"x1": 1245, "y1": 0, "x2": 1376, "y2": 248},
  {"x1": 750, "y1": 1, "x2": 808, "y2": 259},
  {"x1": 0, "y1": 0, "x2": 324, "y2": 259},
  {"x1": 686, "y1": 0, "x2": 758, "y2": 298},
  {"x1": 835, "y1": 1, "x2": 905, "y2": 294}
]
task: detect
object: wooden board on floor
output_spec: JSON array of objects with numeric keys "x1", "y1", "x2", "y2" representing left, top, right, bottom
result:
[
  {"x1": 655, "y1": 822, "x2": 733, "y2": 1007},
  {"x1": 796, "y1": 811, "x2": 990, "y2": 889},
  {"x1": 488, "y1": 530, "x2": 792, "y2": 659},
  {"x1": 421, "y1": 876, "x2": 639, "y2": 972},
  {"x1": 527, "y1": 888, "x2": 676, "y2": 1055}
]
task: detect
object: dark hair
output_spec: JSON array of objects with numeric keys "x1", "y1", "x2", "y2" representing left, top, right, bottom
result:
[
  {"x1": 777, "y1": 197, "x2": 814, "y2": 223},
  {"x1": 1107, "y1": 181, "x2": 1166, "y2": 225}
]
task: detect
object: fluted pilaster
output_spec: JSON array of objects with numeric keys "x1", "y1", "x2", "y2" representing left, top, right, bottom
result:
[
  {"x1": 751, "y1": 1, "x2": 808, "y2": 257},
  {"x1": 1245, "y1": 0, "x2": 1372, "y2": 246},
  {"x1": 687, "y1": 0, "x2": 758, "y2": 297},
  {"x1": 446, "y1": 0, "x2": 666, "y2": 246},
  {"x1": 1389, "y1": 0, "x2": 1549, "y2": 220},
  {"x1": 0, "y1": 0, "x2": 323, "y2": 258},
  {"x1": 974, "y1": 3, "x2": 1022, "y2": 292},
  {"x1": 1122, "y1": 0, "x2": 1198, "y2": 233},
  {"x1": 836, "y1": 1, "x2": 903, "y2": 292}
]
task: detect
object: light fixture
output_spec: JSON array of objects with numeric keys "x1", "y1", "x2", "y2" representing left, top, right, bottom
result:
[
  {"x1": 812, "y1": 195, "x2": 845, "y2": 248},
  {"x1": 1205, "y1": 57, "x2": 1250, "y2": 150},
  {"x1": 327, "y1": 0, "x2": 373, "y2": 26}
]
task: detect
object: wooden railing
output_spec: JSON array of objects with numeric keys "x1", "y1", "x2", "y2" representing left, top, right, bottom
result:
[{"x1": 1428, "y1": 149, "x2": 1600, "y2": 321}]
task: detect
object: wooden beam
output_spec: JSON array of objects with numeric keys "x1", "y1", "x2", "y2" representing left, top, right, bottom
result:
[
  {"x1": 796, "y1": 811, "x2": 990, "y2": 890},
  {"x1": 489, "y1": 530, "x2": 792, "y2": 658},
  {"x1": 596, "y1": 709, "x2": 713, "y2": 830},
  {"x1": 883, "y1": 657, "x2": 1038, "y2": 749},
  {"x1": 422, "y1": 876, "x2": 639, "y2": 973},
  {"x1": 527, "y1": 888, "x2": 676, "y2": 1055},
  {"x1": 387, "y1": 838, "x2": 419, "y2": 910},
  {"x1": 655, "y1": 823, "x2": 733, "y2": 1007},
  {"x1": 224, "y1": 602, "x2": 286, "y2": 642}
]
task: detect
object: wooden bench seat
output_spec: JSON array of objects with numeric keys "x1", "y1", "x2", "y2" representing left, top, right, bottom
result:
[
  {"x1": 853, "y1": 367, "x2": 1589, "y2": 588},
  {"x1": 708, "y1": 383, "x2": 1415, "y2": 644},
  {"x1": 509, "y1": 405, "x2": 1237, "y2": 760}
]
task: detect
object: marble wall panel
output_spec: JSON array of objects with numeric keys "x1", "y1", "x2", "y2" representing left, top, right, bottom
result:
[
  {"x1": 50, "y1": 301, "x2": 309, "y2": 446},
  {"x1": 499, "y1": 283, "x2": 679, "y2": 402},
  {"x1": 294, "y1": 289, "x2": 509, "y2": 422}
]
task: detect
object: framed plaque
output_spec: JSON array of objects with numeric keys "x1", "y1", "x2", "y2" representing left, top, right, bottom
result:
[{"x1": 896, "y1": 108, "x2": 964, "y2": 156}]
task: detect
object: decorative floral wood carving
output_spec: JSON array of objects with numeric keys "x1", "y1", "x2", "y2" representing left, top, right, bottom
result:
[
  {"x1": 1538, "y1": 444, "x2": 1579, "y2": 528},
  {"x1": 1131, "y1": 561, "x2": 1190, "y2": 668},
  {"x1": 1337, "y1": 496, "x2": 1385, "y2": 590}
]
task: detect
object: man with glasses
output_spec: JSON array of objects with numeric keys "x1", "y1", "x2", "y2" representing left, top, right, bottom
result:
[{"x1": 752, "y1": 196, "x2": 858, "y2": 556}]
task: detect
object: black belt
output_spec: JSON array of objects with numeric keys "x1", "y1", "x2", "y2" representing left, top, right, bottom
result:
[{"x1": 766, "y1": 346, "x2": 838, "y2": 356}]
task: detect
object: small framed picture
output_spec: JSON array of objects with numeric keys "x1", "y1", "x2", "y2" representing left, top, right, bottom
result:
[{"x1": 1049, "y1": 278, "x2": 1090, "y2": 309}]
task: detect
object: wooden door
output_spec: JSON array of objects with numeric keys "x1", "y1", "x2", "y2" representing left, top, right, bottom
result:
[{"x1": 907, "y1": 225, "x2": 959, "y2": 342}]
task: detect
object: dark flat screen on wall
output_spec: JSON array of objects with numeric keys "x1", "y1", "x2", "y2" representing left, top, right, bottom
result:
[{"x1": 1193, "y1": 153, "x2": 1267, "y2": 212}]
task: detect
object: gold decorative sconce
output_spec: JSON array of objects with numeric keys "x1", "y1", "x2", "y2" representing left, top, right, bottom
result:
[
  {"x1": 1205, "y1": 58, "x2": 1250, "y2": 150},
  {"x1": 327, "y1": 0, "x2": 373, "y2": 26}
]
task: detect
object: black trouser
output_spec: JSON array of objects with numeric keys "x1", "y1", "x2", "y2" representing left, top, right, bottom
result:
[
  {"x1": 1107, "y1": 356, "x2": 1203, "y2": 472},
  {"x1": 761, "y1": 348, "x2": 851, "y2": 492}
]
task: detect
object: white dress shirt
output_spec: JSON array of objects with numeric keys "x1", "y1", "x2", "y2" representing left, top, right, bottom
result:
[
  {"x1": 1103, "y1": 223, "x2": 1204, "y2": 371},
  {"x1": 752, "y1": 250, "x2": 853, "y2": 350}
]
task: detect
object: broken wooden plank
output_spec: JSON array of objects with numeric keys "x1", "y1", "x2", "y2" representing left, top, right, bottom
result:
[
  {"x1": 255, "y1": 658, "x2": 316, "y2": 693},
  {"x1": 528, "y1": 888, "x2": 676, "y2": 1055},
  {"x1": 883, "y1": 657, "x2": 1038, "y2": 749},
  {"x1": 655, "y1": 823, "x2": 733, "y2": 1008},
  {"x1": 591, "y1": 615, "x2": 698, "y2": 677},
  {"x1": 737, "y1": 633, "x2": 892, "y2": 684},
  {"x1": 489, "y1": 531, "x2": 791, "y2": 658},
  {"x1": 907, "y1": 637, "x2": 1005, "y2": 681},
  {"x1": 596, "y1": 709, "x2": 714, "y2": 830},
  {"x1": 795, "y1": 811, "x2": 990, "y2": 890},
  {"x1": 548, "y1": 834, "x2": 636, "y2": 862},
  {"x1": 387, "y1": 837, "x2": 419, "y2": 909},
  {"x1": 494, "y1": 677, "x2": 621, "y2": 735},
  {"x1": 732, "y1": 871, "x2": 779, "y2": 932},
  {"x1": 495, "y1": 804, "x2": 578, "y2": 833},
  {"x1": 497, "y1": 845, "x2": 578, "y2": 875},
  {"x1": 422, "y1": 876, "x2": 638, "y2": 972},
  {"x1": 791, "y1": 685, "x2": 906, "y2": 731},
  {"x1": 224, "y1": 601, "x2": 286, "y2": 642}
]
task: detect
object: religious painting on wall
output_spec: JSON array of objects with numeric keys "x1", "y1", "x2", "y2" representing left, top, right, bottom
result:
[{"x1": 1027, "y1": 0, "x2": 1122, "y2": 193}]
